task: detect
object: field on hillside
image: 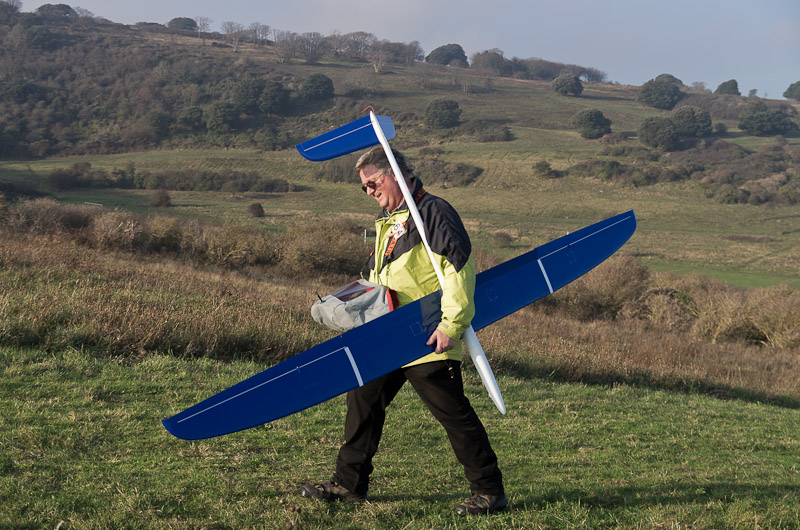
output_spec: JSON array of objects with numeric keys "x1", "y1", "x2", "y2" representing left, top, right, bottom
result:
[
  {"x1": 2, "y1": 25, "x2": 800, "y2": 529},
  {"x1": 4, "y1": 147, "x2": 800, "y2": 287}
]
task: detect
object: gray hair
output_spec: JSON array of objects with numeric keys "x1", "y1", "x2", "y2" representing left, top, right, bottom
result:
[{"x1": 354, "y1": 145, "x2": 414, "y2": 178}]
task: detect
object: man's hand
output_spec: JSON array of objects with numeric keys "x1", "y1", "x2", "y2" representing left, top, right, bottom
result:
[{"x1": 426, "y1": 329, "x2": 457, "y2": 354}]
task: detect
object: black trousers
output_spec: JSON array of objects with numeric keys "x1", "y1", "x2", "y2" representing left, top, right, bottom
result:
[{"x1": 333, "y1": 360, "x2": 504, "y2": 496}]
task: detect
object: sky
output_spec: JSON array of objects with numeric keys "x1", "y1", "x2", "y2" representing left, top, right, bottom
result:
[{"x1": 22, "y1": 0, "x2": 800, "y2": 100}]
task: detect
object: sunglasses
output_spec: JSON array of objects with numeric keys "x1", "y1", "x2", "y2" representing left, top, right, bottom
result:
[{"x1": 361, "y1": 173, "x2": 388, "y2": 193}]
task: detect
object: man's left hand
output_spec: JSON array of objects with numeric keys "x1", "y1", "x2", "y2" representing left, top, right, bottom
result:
[{"x1": 426, "y1": 329, "x2": 457, "y2": 354}]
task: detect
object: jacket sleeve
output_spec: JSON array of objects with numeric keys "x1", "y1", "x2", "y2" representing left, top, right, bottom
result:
[{"x1": 435, "y1": 251, "x2": 476, "y2": 341}]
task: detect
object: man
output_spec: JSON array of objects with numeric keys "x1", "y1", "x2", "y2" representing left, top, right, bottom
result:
[{"x1": 301, "y1": 146, "x2": 507, "y2": 515}]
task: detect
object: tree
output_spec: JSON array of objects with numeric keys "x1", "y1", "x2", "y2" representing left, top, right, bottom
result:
[
  {"x1": 299, "y1": 74, "x2": 334, "y2": 102},
  {"x1": 231, "y1": 78, "x2": 267, "y2": 114},
  {"x1": 552, "y1": 74, "x2": 583, "y2": 96},
  {"x1": 637, "y1": 77, "x2": 683, "y2": 110},
  {"x1": 424, "y1": 99, "x2": 462, "y2": 128},
  {"x1": 167, "y1": 17, "x2": 197, "y2": 31},
  {"x1": 638, "y1": 117, "x2": 679, "y2": 151},
  {"x1": 221, "y1": 21, "x2": 245, "y2": 52},
  {"x1": 177, "y1": 106, "x2": 204, "y2": 130},
  {"x1": 297, "y1": 32, "x2": 327, "y2": 64},
  {"x1": 259, "y1": 80, "x2": 290, "y2": 114},
  {"x1": 671, "y1": 106, "x2": 712, "y2": 137},
  {"x1": 272, "y1": 30, "x2": 298, "y2": 64},
  {"x1": 194, "y1": 16, "x2": 212, "y2": 44},
  {"x1": 571, "y1": 109, "x2": 611, "y2": 139},
  {"x1": 783, "y1": 81, "x2": 800, "y2": 101},
  {"x1": 715, "y1": 79, "x2": 740, "y2": 96},
  {"x1": 425, "y1": 44, "x2": 467, "y2": 66},
  {"x1": 0, "y1": 0, "x2": 22, "y2": 25},
  {"x1": 655, "y1": 73, "x2": 683, "y2": 86},
  {"x1": 35, "y1": 4, "x2": 78, "y2": 25},
  {"x1": 205, "y1": 101, "x2": 238, "y2": 132},
  {"x1": 471, "y1": 49, "x2": 511, "y2": 76},
  {"x1": 248, "y1": 23, "x2": 269, "y2": 46},
  {"x1": 738, "y1": 100, "x2": 798, "y2": 136}
]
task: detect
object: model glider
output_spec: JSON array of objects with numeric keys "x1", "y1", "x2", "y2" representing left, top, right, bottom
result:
[{"x1": 162, "y1": 210, "x2": 636, "y2": 440}]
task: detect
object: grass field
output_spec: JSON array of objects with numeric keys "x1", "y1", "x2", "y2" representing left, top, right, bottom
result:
[
  {"x1": 4, "y1": 148, "x2": 798, "y2": 287},
  {"x1": 2, "y1": 346, "x2": 799, "y2": 530},
  {"x1": 2, "y1": 54, "x2": 800, "y2": 528}
]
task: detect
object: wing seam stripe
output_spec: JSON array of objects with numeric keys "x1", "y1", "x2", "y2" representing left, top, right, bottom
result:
[
  {"x1": 302, "y1": 122, "x2": 372, "y2": 152},
  {"x1": 344, "y1": 347, "x2": 364, "y2": 387},
  {"x1": 538, "y1": 259, "x2": 554, "y2": 294},
  {"x1": 176, "y1": 348, "x2": 345, "y2": 424}
]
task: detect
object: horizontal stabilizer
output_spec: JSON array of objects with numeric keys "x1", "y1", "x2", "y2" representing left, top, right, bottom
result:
[{"x1": 296, "y1": 115, "x2": 395, "y2": 161}]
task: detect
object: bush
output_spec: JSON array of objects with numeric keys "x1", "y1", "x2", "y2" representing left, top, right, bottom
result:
[
  {"x1": 260, "y1": 80, "x2": 291, "y2": 114},
  {"x1": 458, "y1": 120, "x2": 510, "y2": 142},
  {"x1": 571, "y1": 109, "x2": 611, "y2": 139},
  {"x1": 552, "y1": 74, "x2": 583, "y2": 97},
  {"x1": 299, "y1": 74, "x2": 334, "y2": 102},
  {"x1": 715, "y1": 79, "x2": 740, "y2": 96},
  {"x1": 148, "y1": 189, "x2": 172, "y2": 207},
  {"x1": 424, "y1": 99, "x2": 462, "y2": 129},
  {"x1": 738, "y1": 100, "x2": 798, "y2": 136},
  {"x1": 553, "y1": 255, "x2": 651, "y2": 321},
  {"x1": 425, "y1": 44, "x2": 468, "y2": 66},
  {"x1": 532, "y1": 160, "x2": 560, "y2": 179},
  {"x1": 784, "y1": 81, "x2": 800, "y2": 101},
  {"x1": 671, "y1": 106, "x2": 712, "y2": 138},
  {"x1": 280, "y1": 221, "x2": 366, "y2": 278},
  {"x1": 638, "y1": 117, "x2": 680, "y2": 151},
  {"x1": 638, "y1": 78, "x2": 683, "y2": 110},
  {"x1": 247, "y1": 203, "x2": 265, "y2": 218}
]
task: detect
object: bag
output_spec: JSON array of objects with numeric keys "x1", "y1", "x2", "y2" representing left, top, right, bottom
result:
[{"x1": 311, "y1": 279, "x2": 398, "y2": 332}]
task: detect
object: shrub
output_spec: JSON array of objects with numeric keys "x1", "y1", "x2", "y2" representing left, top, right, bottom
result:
[
  {"x1": 638, "y1": 117, "x2": 680, "y2": 151},
  {"x1": 532, "y1": 160, "x2": 560, "y2": 179},
  {"x1": 571, "y1": 109, "x2": 612, "y2": 139},
  {"x1": 553, "y1": 255, "x2": 651, "y2": 321},
  {"x1": 424, "y1": 99, "x2": 462, "y2": 129},
  {"x1": 202, "y1": 224, "x2": 279, "y2": 268},
  {"x1": 671, "y1": 106, "x2": 712, "y2": 138},
  {"x1": 299, "y1": 74, "x2": 334, "y2": 102},
  {"x1": 92, "y1": 211, "x2": 144, "y2": 251},
  {"x1": 638, "y1": 78, "x2": 683, "y2": 110},
  {"x1": 784, "y1": 81, "x2": 800, "y2": 101},
  {"x1": 458, "y1": 119, "x2": 510, "y2": 142},
  {"x1": 738, "y1": 100, "x2": 798, "y2": 136},
  {"x1": 552, "y1": 74, "x2": 583, "y2": 97},
  {"x1": 425, "y1": 44, "x2": 468, "y2": 66},
  {"x1": 148, "y1": 189, "x2": 172, "y2": 207},
  {"x1": 491, "y1": 230, "x2": 514, "y2": 248},
  {"x1": 247, "y1": 203, "x2": 265, "y2": 218},
  {"x1": 715, "y1": 79, "x2": 740, "y2": 96},
  {"x1": 259, "y1": 80, "x2": 291, "y2": 114},
  {"x1": 280, "y1": 221, "x2": 366, "y2": 278}
]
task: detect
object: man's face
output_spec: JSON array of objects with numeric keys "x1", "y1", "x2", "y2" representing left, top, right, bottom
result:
[{"x1": 359, "y1": 164, "x2": 404, "y2": 211}]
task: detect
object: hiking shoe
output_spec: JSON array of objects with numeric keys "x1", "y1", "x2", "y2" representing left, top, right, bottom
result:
[
  {"x1": 455, "y1": 493, "x2": 508, "y2": 515},
  {"x1": 300, "y1": 481, "x2": 367, "y2": 503}
]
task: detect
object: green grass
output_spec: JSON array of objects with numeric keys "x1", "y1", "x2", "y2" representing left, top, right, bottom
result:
[{"x1": 2, "y1": 346, "x2": 799, "y2": 529}]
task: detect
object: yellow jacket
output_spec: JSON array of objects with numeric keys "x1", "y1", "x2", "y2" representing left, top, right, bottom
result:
[{"x1": 366, "y1": 178, "x2": 476, "y2": 366}]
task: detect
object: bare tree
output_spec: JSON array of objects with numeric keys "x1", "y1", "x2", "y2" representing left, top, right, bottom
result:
[
  {"x1": 248, "y1": 22, "x2": 270, "y2": 47},
  {"x1": 194, "y1": 16, "x2": 212, "y2": 45},
  {"x1": 272, "y1": 29, "x2": 298, "y2": 64},
  {"x1": 221, "y1": 21, "x2": 246, "y2": 52},
  {"x1": 342, "y1": 31, "x2": 376, "y2": 62},
  {"x1": 297, "y1": 32, "x2": 327, "y2": 64},
  {"x1": 367, "y1": 40, "x2": 390, "y2": 73}
]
